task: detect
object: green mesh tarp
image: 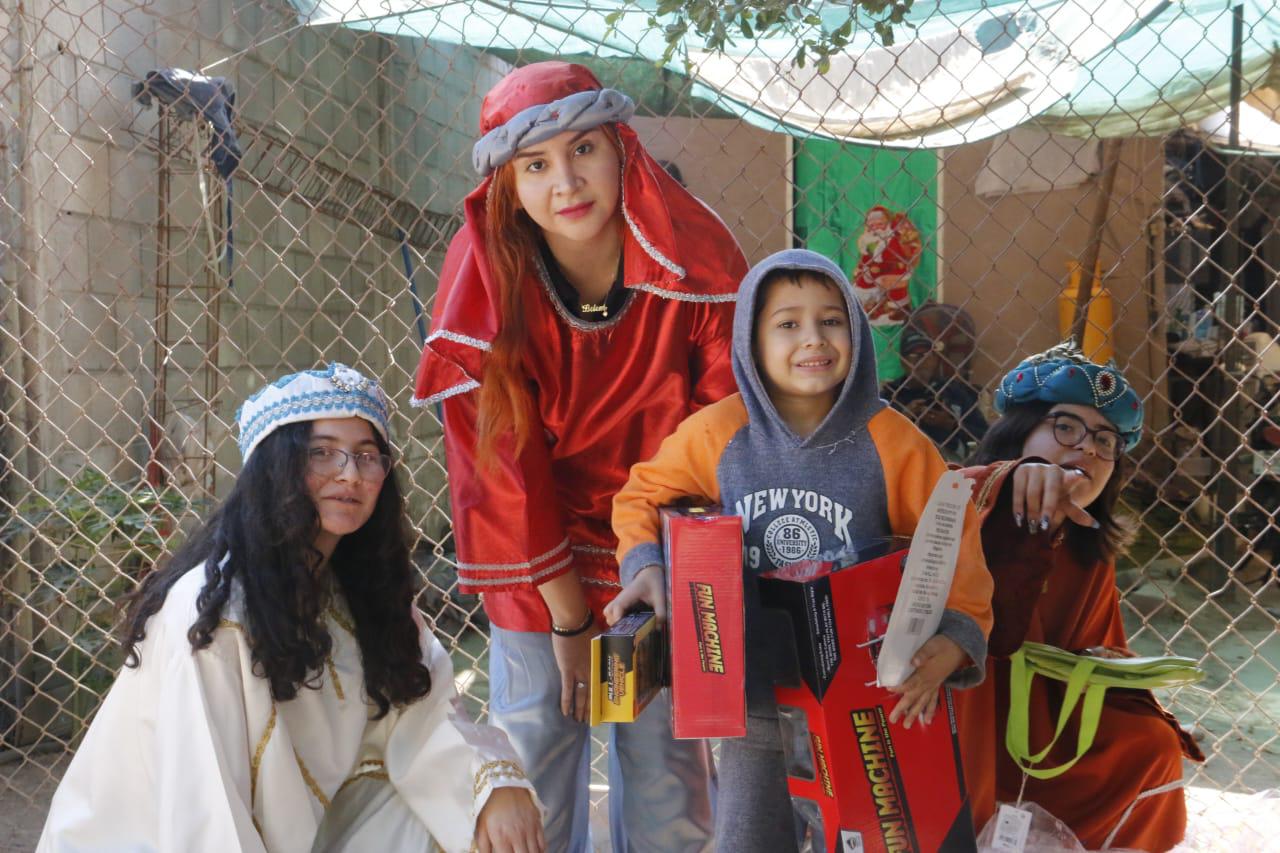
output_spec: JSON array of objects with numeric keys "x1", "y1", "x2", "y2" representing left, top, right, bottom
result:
[
  {"x1": 292, "y1": 0, "x2": 1279, "y2": 146},
  {"x1": 1037, "y1": 0, "x2": 1280, "y2": 137}
]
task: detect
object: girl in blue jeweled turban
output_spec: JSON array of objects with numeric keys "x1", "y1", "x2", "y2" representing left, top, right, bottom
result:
[{"x1": 952, "y1": 343, "x2": 1202, "y2": 852}]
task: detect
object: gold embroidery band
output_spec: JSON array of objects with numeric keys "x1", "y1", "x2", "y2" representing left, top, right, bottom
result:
[
  {"x1": 473, "y1": 759, "x2": 527, "y2": 797},
  {"x1": 328, "y1": 607, "x2": 356, "y2": 636},
  {"x1": 250, "y1": 705, "x2": 278, "y2": 810},
  {"x1": 334, "y1": 762, "x2": 391, "y2": 800},
  {"x1": 295, "y1": 750, "x2": 331, "y2": 809},
  {"x1": 326, "y1": 657, "x2": 345, "y2": 700},
  {"x1": 976, "y1": 459, "x2": 1019, "y2": 513}
]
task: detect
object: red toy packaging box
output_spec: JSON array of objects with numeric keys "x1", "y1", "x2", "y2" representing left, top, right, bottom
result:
[
  {"x1": 662, "y1": 506, "x2": 746, "y2": 739},
  {"x1": 758, "y1": 536, "x2": 976, "y2": 853}
]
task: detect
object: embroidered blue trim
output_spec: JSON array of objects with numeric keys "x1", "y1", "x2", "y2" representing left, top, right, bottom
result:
[{"x1": 238, "y1": 392, "x2": 388, "y2": 455}]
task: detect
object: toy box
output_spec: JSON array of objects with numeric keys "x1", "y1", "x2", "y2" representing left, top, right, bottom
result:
[
  {"x1": 662, "y1": 506, "x2": 746, "y2": 739},
  {"x1": 589, "y1": 611, "x2": 665, "y2": 726},
  {"x1": 759, "y1": 537, "x2": 976, "y2": 853}
]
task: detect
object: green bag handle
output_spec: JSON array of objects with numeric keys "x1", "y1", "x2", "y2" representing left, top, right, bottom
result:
[
  {"x1": 1005, "y1": 642, "x2": 1204, "y2": 781},
  {"x1": 1006, "y1": 647, "x2": 1106, "y2": 780}
]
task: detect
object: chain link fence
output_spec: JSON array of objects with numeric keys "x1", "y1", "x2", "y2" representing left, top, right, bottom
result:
[{"x1": 2, "y1": 0, "x2": 1278, "y2": 843}]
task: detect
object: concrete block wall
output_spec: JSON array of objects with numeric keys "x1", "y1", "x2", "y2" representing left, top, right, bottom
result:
[
  {"x1": 14, "y1": 0, "x2": 1172, "y2": 542},
  {"x1": 4, "y1": 0, "x2": 509, "y2": 543},
  {"x1": 938, "y1": 135, "x2": 1166, "y2": 407},
  {"x1": 630, "y1": 116, "x2": 792, "y2": 264}
]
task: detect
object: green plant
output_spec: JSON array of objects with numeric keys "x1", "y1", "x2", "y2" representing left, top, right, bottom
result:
[
  {"x1": 2, "y1": 468, "x2": 195, "y2": 573},
  {"x1": 1, "y1": 469, "x2": 199, "y2": 740}
]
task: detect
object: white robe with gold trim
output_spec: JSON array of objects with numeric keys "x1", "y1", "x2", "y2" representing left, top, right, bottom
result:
[{"x1": 38, "y1": 569, "x2": 537, "y2": 853}]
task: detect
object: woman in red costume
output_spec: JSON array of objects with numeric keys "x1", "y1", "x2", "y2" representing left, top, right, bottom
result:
[
  {"x1": 411, "y1": 62, "x2": 747, "y2": 851},
  {"x1": 955, "y1": 343, "x2": 1202, "y2": 851}
]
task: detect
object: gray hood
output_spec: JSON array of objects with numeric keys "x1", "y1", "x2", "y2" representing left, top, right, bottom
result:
[{"x1": 730, "y1": 248, "x2": 885, "y2": 448}]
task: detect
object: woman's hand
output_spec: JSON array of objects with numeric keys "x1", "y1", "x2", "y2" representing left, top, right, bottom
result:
[
  {"x1": 551, "y1": 627, "x2": 598, "y2": 722},
  {"x1": 602, "y1": 564, "x2": 666, "y2": 626},
  {"x1": 475, "y1": 786, "x2": 545, "y2": 853},
  {"x1": 886, "y1": 635, "x2": 969, "y2": 729},
  {"x1": 1010, "y1": 462, "x2": 1097, "y2": 535},
  {"x1": 535, "y1": 571, "x2": 597, "y2": 721}
]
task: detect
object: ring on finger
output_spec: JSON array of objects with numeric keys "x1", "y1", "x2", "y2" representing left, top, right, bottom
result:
[{"x1": 575, "y1": 680, "x2": 587, "y2": 689}]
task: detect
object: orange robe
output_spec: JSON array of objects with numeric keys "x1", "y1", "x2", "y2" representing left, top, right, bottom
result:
[{"x1": 955, "y1": 460, "x2": 1202, "y2": 853}]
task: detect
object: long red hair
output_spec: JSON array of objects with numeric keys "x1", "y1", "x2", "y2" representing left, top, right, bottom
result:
[
  {"x1": 476, "y1": 163, "x2": 541, "y2": 465},
  {"x1": 475, "y1": 126, "x2": 625, "y2": 465}
]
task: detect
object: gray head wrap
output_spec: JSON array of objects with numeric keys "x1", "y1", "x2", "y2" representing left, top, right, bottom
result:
[{"x1": 472, "y1": 88, "x2": 635, "y2": 176}]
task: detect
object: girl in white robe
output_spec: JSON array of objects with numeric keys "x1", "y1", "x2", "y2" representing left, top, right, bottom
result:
[{"x1": 38, "y1": 363, "x2": 545, "y2": 853}]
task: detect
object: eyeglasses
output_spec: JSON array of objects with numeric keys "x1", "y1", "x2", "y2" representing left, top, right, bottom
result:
[
  {"x1": 1042, "y1": 412, "x2": 1123, "y2": 461},
  {"x1": 306, "y1": 446, "x2": 392, "y2": 481}
]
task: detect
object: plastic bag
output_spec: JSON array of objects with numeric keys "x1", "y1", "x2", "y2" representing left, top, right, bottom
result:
[
  {"x1": 976, "y1": 801, "x2": 1140, "y2": 852},
  {"x1": 977, "y1": 801, "x2": 1084, "y2": 852}
]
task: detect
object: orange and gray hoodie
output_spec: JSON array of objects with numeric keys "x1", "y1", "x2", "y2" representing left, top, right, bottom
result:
[{"x1": 613, "y1": 248, "x2": 994, "y2": 710}]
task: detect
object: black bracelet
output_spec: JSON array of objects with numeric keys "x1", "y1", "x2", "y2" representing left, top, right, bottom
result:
[{"x1": 551, "y1": 610, "x2": 594, "y2": 637}]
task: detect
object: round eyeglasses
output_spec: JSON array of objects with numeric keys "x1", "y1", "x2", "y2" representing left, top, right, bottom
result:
[
  {"x1": 306, "y1": 446, "x2": 392, "y2": 481},
  {"x1": 1042, "y1": 412, "x2": 1122, "y2": 461}
]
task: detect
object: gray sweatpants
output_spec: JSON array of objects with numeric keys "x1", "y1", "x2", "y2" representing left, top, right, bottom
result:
[{"x1": 714, "y1": 713, "x2": 802, "y2": 852}]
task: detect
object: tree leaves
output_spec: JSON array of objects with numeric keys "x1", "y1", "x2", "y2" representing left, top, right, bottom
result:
[{"x1": 620, "y1": 0, "x2": 915, "y2": 71}]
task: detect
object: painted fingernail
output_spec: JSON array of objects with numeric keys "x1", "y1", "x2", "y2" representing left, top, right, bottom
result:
[
  {"x1": 1091, "y1": 518, "x2": 1101, "y2": 529},
  {"x1": 1013, "y1": 513, "x2": 1023, "y2": 528},
  {"x1": 1040, "y1": 516, "x2": 1050, "y2": 531},
  {"x1": 1028, "y1": 517, "x2": 1038, "y2": 534}
]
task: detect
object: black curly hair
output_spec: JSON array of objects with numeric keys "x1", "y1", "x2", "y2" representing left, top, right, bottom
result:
[
  {"x1": 118, "y1": 421, "x2": 432, "y2": 718},
  {"x1": 969, "y1": 399, "x2": 1134, "y2": 567}
]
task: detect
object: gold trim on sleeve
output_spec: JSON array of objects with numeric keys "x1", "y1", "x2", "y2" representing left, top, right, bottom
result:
[
  {"x1": 472, "y1": 759, "x2": 528, "y2": 797},
  {"x1": 333, "y1": 759, "x2": 389, "y2": 800},
  {"x1": 975, "y1": 460, "x2": 1018, "y2": 513}
]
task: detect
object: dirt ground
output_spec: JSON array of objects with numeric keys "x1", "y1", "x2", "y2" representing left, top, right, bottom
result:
[
  {"x1": 5, "y1": 754, "x2": 1278, "y2": 852},
  {"x1": 1118, "y1": 566, "x2": 1280, "y2": 795},
  {"x1": 3, "y1": 575, "x2": 1277, "y2": 852}
]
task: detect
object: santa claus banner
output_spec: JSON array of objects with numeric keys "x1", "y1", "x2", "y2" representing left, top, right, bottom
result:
[{"x1": 792, "y1": 141, "x2": 939, "y2": 382}]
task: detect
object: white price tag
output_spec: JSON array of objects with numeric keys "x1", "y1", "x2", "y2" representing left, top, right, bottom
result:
[
  {"x1": 991, "y1": 804, "x2": 1032, "y2": 852},
  {"x1": 876, "y1": 470, "x2": 974, "y2": 687}
]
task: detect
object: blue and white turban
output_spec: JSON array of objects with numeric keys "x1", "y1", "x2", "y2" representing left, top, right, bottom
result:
[
  {"x1": 235, "y1": 363, "x2": 392, "y2": 463},
  {"x1": 994, "y1": 343, "x2": 1144, "y2": 450}
]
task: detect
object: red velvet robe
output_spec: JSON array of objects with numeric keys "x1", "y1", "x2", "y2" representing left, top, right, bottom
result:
[
  {"x1": 412, "y1": 67, "x2": 747, "y2": 632},
  {"x1": 955, "y1": 460, "x2": 1203, "y2": 852}
]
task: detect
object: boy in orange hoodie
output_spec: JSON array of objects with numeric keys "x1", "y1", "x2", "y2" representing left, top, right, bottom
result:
[{"x1": 607, "y1": 249, "x2": 993, "y2": 850}]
